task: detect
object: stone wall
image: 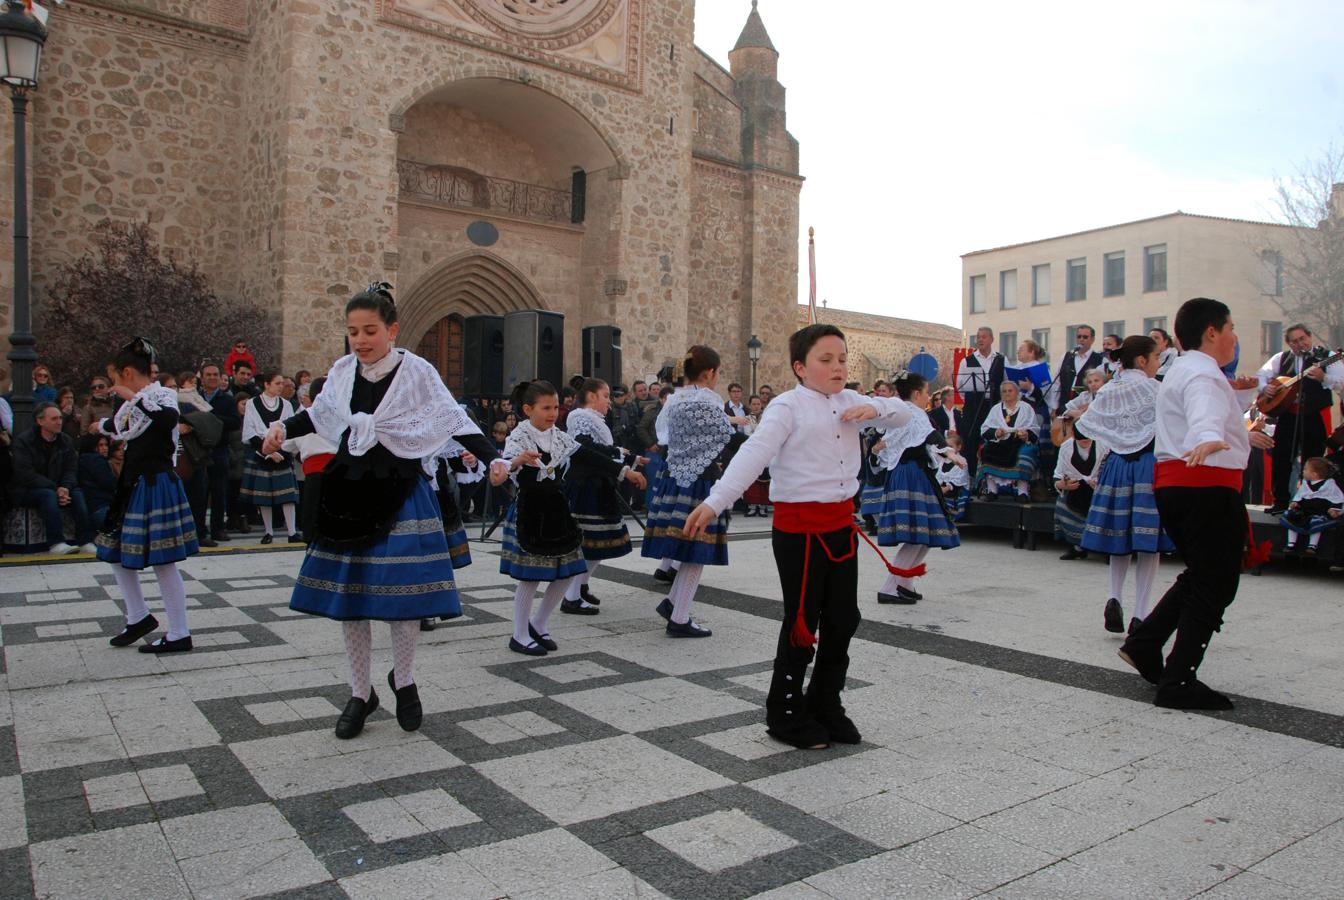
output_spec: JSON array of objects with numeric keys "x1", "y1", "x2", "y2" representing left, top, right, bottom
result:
[
  {"x1": 398, "y1": 103, "x2": 562, "y2": 189},
  {"x1": 691, "y1": 52, "x2": 742, "y2": 165},
  {"x1": 687, "y1": 160, "x2": 746, "y2": 383}
]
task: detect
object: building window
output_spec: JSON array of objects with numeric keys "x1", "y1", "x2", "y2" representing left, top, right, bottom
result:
[
  {"x1": 1031, "y1": 327, "x2": 1051, "y2": 360},
  {"x1": 1066, "y1": 258, "x2": 1087, "y2": 301},
  {"x1": 999, "y1": 330, "x2": 1018, "y2": 358},
  {"x1": 1260, "y1": 249, "x2": 1284, "y2": 296},
  {"x1": 1143, "y1": 316, "x2": 1168, "y2": 335},
  {"x1": 1103, "y1": 251, "x2": 1125, "y2": 297},
  {"x1": 1103, "y1": 320, "x2": 1126, "y2": 342},
  {"x1": 1066, "y1": 324, "x2": 1081, "y2": 349},
  {"x1": 1032, "y1": 264, "x2": 1050, "y2": 306},
  {"x1": 969, "y1": 274, "x2": 986, "y2": 313},
  {"x1": 1144, "y1": 244, "x2": 1167, "y2": 292},
  {"x1": 1261, "y1": 321, "x2": 1283, "y2": 355},
  {"x1": 999, "y1": 269, "x2": 1017, "y2": 310}
]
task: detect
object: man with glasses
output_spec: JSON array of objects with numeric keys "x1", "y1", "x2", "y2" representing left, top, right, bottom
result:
[
  {"x1": 224, "y1": 340, "x2": 256, "y2": 383},
  {"x1": 198, "y1": 362, "x2": 240, "y2": 540}
]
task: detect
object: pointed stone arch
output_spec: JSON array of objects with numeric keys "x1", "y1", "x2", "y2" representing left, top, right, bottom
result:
[{"x1": 397, "y1": 251, "x2": 546, "y2": 353}]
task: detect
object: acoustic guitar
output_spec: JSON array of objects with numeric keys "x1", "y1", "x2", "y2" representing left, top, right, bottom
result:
[{"x1": 1256, "y1": 350, "x2": 1344, "y2": 415}]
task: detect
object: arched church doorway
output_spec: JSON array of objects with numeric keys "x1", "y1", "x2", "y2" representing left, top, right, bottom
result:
[{"x1": 415, "y1": 313, "x2": 465, "y2": 394}]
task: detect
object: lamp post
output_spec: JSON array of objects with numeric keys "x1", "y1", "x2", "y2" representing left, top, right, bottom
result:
[
  {"x1": 0, "y1": 0, "x2": 46, "y2": 436},
  {"x1": 746, "y1": 334, "x2": 761, "y2": 396}
]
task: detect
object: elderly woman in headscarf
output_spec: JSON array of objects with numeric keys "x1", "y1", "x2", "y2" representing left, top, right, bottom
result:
[{"x1": 974, "y1": 380, "x2": 1039, "y2": 501}]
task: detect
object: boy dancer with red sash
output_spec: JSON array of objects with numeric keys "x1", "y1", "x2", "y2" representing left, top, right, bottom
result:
[
  {"x1": 1118, "y1": 298, "x2": 1273, "y2": 710},
  {"x1": 685, "y1": 324, "x2": 912, "y2": 748}
]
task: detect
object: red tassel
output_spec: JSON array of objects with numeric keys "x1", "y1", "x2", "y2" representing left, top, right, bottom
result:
[
  {"x1": 1242, "y1": 510, "x2": 1270, "y2": 570},
  {"x1": 790, "y1": 534, "x2": 817, "y2": 648}
]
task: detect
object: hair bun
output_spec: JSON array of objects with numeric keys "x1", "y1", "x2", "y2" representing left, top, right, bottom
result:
[{"x1": 366, "y1": 281, "x2": 395, "y2": 303}]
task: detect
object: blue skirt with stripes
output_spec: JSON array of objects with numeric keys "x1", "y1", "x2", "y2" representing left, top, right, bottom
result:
[
  {"x1": 95, "y1": 471, "x2": 199, "y2": 570},
  {"x1": 1280, "y1": 512, "x2": 1343, "y2": 537},
  {"x1": 446, "y1": 525, "x2": 472, "y2": 569},
  {"x1": 499, "y1": 500, "x2": 588, "y2": 582},
  {"x1": 1054, "y1": 494, "x2": 1088, "y2": 545},
  {"x1": 290, "y1": 478, "x2": 462, "y2": 621},
  {"x1": 640, "y1": 474, "x2": 730, "y2": 566},
  {"x1": 943, "y1": 485, "x2": 969, "y2": 522},
  {"x1": 564, "y1": 476, "x2": 632, "y2": 561},
  {"x1": 859, "y1": 480, "x2": 885, "y2": 518},
  {"x1": 241, "y1": 457, "x2": 299, "y2": 507},
  {"x1": 1081, "y1": 452, "x2": 1175, "y2": 555},
  {"x1": 875, "y1": 461, "x2": 960, "y2": 549}
]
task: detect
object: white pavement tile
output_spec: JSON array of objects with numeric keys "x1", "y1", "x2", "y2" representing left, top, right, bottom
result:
[
  {"x1": 695, "y1": 723, "x2": 790, "y2": 761},
  {"x1": 534, "y1": 660, "x2": 621, "y2": 684},
  {"x1": 459, "y1": 827, "x2": 617, "y2": 896},
  {"x1": 815, "y1": 791, "x2": 961, "y2": 851},
  {"x1": 553, "y1": 676, "x2": 757, "y2": 732},
  {"x1": 340, "y1": 852, "x2": 501, "y2": 900},
  {"x1": 138, "y1": 764, "x2": 205, "y2": 804},
  {"x1": 892, "y1": 823, "x2": 1060, "y2": 892},
  {"x1": 474, "y1": 734, "x2": 732, "y2": 826},
  {"x1": 646, "y1": 808, "x2": 798, "y2": 872},
  {"x1": 30, "y1": 822, "x2": 190, "y2": 900},
  {"x1": 802, "y1": 849, "x2": 978, "y2": 899},
  {"x1": 0, "y1": 775, "x2": 26, "y2": 850},
  {"x1": 460, "y1": 709, "x2": 566, "y2": 744},
  {"x1": 511, "y1": 866, "x2": 668, "y2": 900},
  {"x1": 83, "y1": 771, "x2": 149, "y2": 813}
]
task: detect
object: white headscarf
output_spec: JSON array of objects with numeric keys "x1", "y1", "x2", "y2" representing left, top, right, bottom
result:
[{"x1": 1076, "y1": 368, "x2": 1159, "y2": 454}]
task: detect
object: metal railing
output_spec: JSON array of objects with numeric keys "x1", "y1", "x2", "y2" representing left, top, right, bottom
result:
[{"x1": 396, "y1": 159, "x2": 575, "y2": 225}]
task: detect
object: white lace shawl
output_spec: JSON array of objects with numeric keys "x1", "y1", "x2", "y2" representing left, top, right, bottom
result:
[
  {"x1": 663, "y1": 386, "x2": 733, "y2": 488},
  {"x1": 500, "y1": 420, "x2": 579, "y2": 483},
  {"x1": 566, "y1": 407, "x2": 626, "y2": 466},
  {"x1": 434, "y1": 436, "x2": 486, "y2": 485},
  {"x1": 105, "y1": 383, "x2": 179, "y2": 451},
  {"x1": 981, "y1": 401, "x2": 1038, "y2": 435},
  {"x1": 1076, "y1": 368, "x2": 1159, "y2": 455},
  {"x1": 305, "y1": 349, "x2": 478, "y2": 477},
  {"x1": 875, "y1": 401, "x2": 934, "y2": 470},
  {"x1": 242, "y1": 394, "x2": 294, "y2": 445}
]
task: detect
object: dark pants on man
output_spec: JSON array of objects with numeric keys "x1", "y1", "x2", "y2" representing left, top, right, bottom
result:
[
  {"x1": 185, "y1": 465, "x2": 209, "y2": 540},
  {"x1": 767, "y1": 527, "x2": 861, "y2": 729},
  {"x1": 1270, "y1": 409, "x2": 1325, "y2": 507},
  {"x1": 962, "y1": 398, "x2": 990, "y2": 481},
  {"x1": 206, "y1": 447, "x2": 230, "y2": 535},
  {"x1": 1127, "y1": 486, "x2": 1243, "y2": 685},
  {"x1": 16, "y1": 486, "x2": 93, "y2": 548}
]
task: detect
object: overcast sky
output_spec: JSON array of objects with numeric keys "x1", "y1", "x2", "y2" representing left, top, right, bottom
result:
[{"x1": 693, "y1": 0, "x2": 1344, "y2": 329}]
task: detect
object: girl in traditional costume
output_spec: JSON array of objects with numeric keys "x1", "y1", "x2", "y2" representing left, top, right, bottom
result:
[
  {"x1": 241, "y1": 372, "x2": 300, "y2": 544},
  {"x1": 263, "y1": 284, "x2": 496, "y2": 739},
  {"x1": 98, "y1": 338, "x2": 200, "y2": 653},
  {"x1": 1053, "y1": 429, "x2": 1105, "y2": 560}
]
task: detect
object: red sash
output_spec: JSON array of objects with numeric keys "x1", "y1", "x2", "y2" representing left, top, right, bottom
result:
[
  {"x1": 1153, "y1": 461, "x2": 1267, "y2": 569},
  {"x1": 302, "y1": 453, "x2": 335, "y2": 476}
]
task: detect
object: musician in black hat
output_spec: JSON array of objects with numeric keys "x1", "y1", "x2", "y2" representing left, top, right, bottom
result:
[{"x1": 1256, "y1": 324, "x2": 1344, "y2": 514}]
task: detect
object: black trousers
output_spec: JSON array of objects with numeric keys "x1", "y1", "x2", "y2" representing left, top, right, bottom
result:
[
  {"x1": 206, "y1": 448, "x2": 230, "y2": 534},
  {"x1": 962, "y1": 398, "x2": 990, "y2": 481},
  {"x1": 1270, "y1": 409, "x2": 1325, "y2": 507},
  {"x1": 770, "y1": 527, "x2": 860, "y2": 676},
  {"x1": 1134, "y1": 486, "x2": 1243, "y2": 648}
]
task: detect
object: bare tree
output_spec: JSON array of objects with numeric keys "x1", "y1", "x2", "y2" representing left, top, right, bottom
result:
[
  {"x1": 37, "y1": 221, "x2": 279, "y2": 390},
  {"x1": 1266, "y1": 143, "x2": 1344, "y2": 342}
]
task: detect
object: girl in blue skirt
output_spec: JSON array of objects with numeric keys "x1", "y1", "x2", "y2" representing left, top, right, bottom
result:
[
  {"x1": 420, "y1": 437, "x2": 484, "y2": 631},
  {"x1": 873, "y1": 372, "x2": 965, "y2": 603},
  {"x1": 97, "y1": 338, "x2": 200, "y2": 654},
  {"x1": 1078, "y1": 335, "x2": 1173, "y2": 635},
  {"x1": 1052, "y1": 432, "x2": 1104, "y2": 560},
  {"x1": 489, "y1": 381, "x2": 644, "y2": 656},
  {"x1": 241, "y1": 373, "x2": 299, "y2": 544},
  {"x1": 1280, "y1": 457, "x2": 1344, "y2": 555},
  {"x1": 561, "y1": 379, "x2": 647, "y2": 614},
  {"x1": 640, "y1": 346, "x2": 749, "y2": 637},
  {"x1": 263, "y1": 284, "x2": 497, "y2": 739}
]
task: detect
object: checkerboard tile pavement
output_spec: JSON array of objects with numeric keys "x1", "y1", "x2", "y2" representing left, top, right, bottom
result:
[{"x1": 1, "y1": 540, "x2": 1342, "y2": 899}]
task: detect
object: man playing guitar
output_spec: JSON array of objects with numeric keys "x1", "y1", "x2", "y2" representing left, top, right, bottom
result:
[{"x1": 1257, "y1": 324, "x2": 1344, "y2": 513}]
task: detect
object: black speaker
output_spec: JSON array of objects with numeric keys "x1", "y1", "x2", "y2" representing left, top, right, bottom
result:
[
  {"x1": 582, "y1": 325, "x2": 622, "y2": 386},
  {"x1": 462, "y1": 315, "x2": 505, "y2": 397},
  {"x1": 503, "y1": 309, "x2": 564, "y2": 388}
]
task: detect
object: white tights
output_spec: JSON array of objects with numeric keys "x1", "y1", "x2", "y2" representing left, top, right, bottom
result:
[
  {"x1": 984, "y1": 475, "x2": 1029, "y2": 496},
  {"x1": 563, "y1": 561, "x2": 599, "y2": 601},
  {"x1": 112, "y1": 563, "x2": 190, "y2": 640},
  {"x1": 1108, "y1": 552, "x2": 1159, "y2": 620},
  {"x1": 258, "y1": 503, "x2": 296, "y2": 537},
  {"x1": 657, "y1": 557, "x2": 681, "y2": 574},
  {"x1": 512, "y1": 578, "x2": 574, "y2": 646},
  {"x1": 880, "y1": 544, "x2": 930, "y2": 593},
  {"x1": 341, "y1": 620, "x2": 420, "y2": 700},
  {"x1": 669, "y1": 562, "x2": 704, "y2": 624}
]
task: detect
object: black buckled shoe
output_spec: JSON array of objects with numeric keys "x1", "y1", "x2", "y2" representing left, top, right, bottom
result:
[
  {"x1": 419, "y1": 618, "x2": 436, "y2": 632},
  {"x1": 259, "y1": 533, "x2": 273, "y2": 545},
  {"x1": 110, "y1": 614, "x2": 159, "y2": 647},
  {"x1": 334, "y1": 689, "x2": 379, "y2": 739},
  {"x1": 529, "y1": 623, "x2": 558, "y2": 651},
  {"x1": 877, "y1": 591, "x2": 916, "y2": 605},
  {"x1": 1059, "y1": 546, "x2": 1087, "y2": 560},
  {"x1": 1103, "y1": 598, "x2": 1124, "y2": 633},
  {"x1": 560, "y1": 598, "x2": 599, "y2": 616},
  {"x1": 138, "y1": 635, "x2": 193, "y2": 654},
  {"x1": 288, "y1": 534, "x2": 304, "y2": 544},
  {"x1": 653, "y1": 567, "x2": 676, "y2": 584},
  {"x1": 579, "y1": 585, "x2": 601, "y2": 606},
  {"x1": 655, "y1": 598, "x2": 673, "y2": 620},
  {"x1": 1154, "y1": 679, "x2": 1234, "y2": 711},
  {"x1": 386, "y1": 670, "x2": 423, "y2": 732},
  {"x1": 508, "y1": 637, "x2": 547, "y2": 656},
  {"x1": 666, "y1": 618, "x2": 712, "y2": 637}
]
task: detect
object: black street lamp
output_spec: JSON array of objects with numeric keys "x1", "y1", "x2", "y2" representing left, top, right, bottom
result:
[
  {"x1": 1, "y1": 0, "x2": 46, "y2": 436},
  {"x1": 746, "y1": 333, "x2": 762, "y2": 396}
]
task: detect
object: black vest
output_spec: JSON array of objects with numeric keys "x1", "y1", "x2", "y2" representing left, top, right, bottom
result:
[
  {"x1": 1277, "y1": 350, "x2": 1332, "y2": 414},
  {"x1": 1054, "y1": 351, "x2": 1105, "y2": 415}
]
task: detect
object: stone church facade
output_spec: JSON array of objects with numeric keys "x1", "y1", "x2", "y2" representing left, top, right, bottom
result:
[{"x1": 0, "y1": 0, "x2": 803, "y2": 393}]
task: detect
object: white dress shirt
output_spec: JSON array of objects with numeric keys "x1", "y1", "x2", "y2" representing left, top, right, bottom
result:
[
  {"x1": 703, "y1": 386, "x2": 913, "y2": 515},
  {"x1": 725, "y1": 399, "x2": 747, "y2": 434},
  {"x1": 1046, "y1": 349, "x2": 1102, "y2": 411},
  {"x1": 955, "y1": 350, "x2": 1001, "y2": 399},
  {"x1": 1156, "y1": 350, "x2": 1256, "y2": 470},
  {"x1": 1256, "y1": 349, "x2": 1344, "y2": 392}
]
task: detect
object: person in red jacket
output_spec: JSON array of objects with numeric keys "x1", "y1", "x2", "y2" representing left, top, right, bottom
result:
[{"x1": 223, "y1": 340, "x2": 256, "y2": 381}]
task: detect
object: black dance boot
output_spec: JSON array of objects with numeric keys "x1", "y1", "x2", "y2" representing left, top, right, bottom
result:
[
  {"x1": 335, "y1": 689, "x2": 379, "y2": 739},
  {"x1": 806, "y1": 664, "x2": 861, "y2": 745},
  {"x1": 765, "y1": 663, "x2": 830, "y2": 750},
  {"x1": 387, "y1": 670, "x2": 423, "y2": 731},
  {"x1": 1154, "y1": 626, "x2": 1233, "y2": 711}
]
